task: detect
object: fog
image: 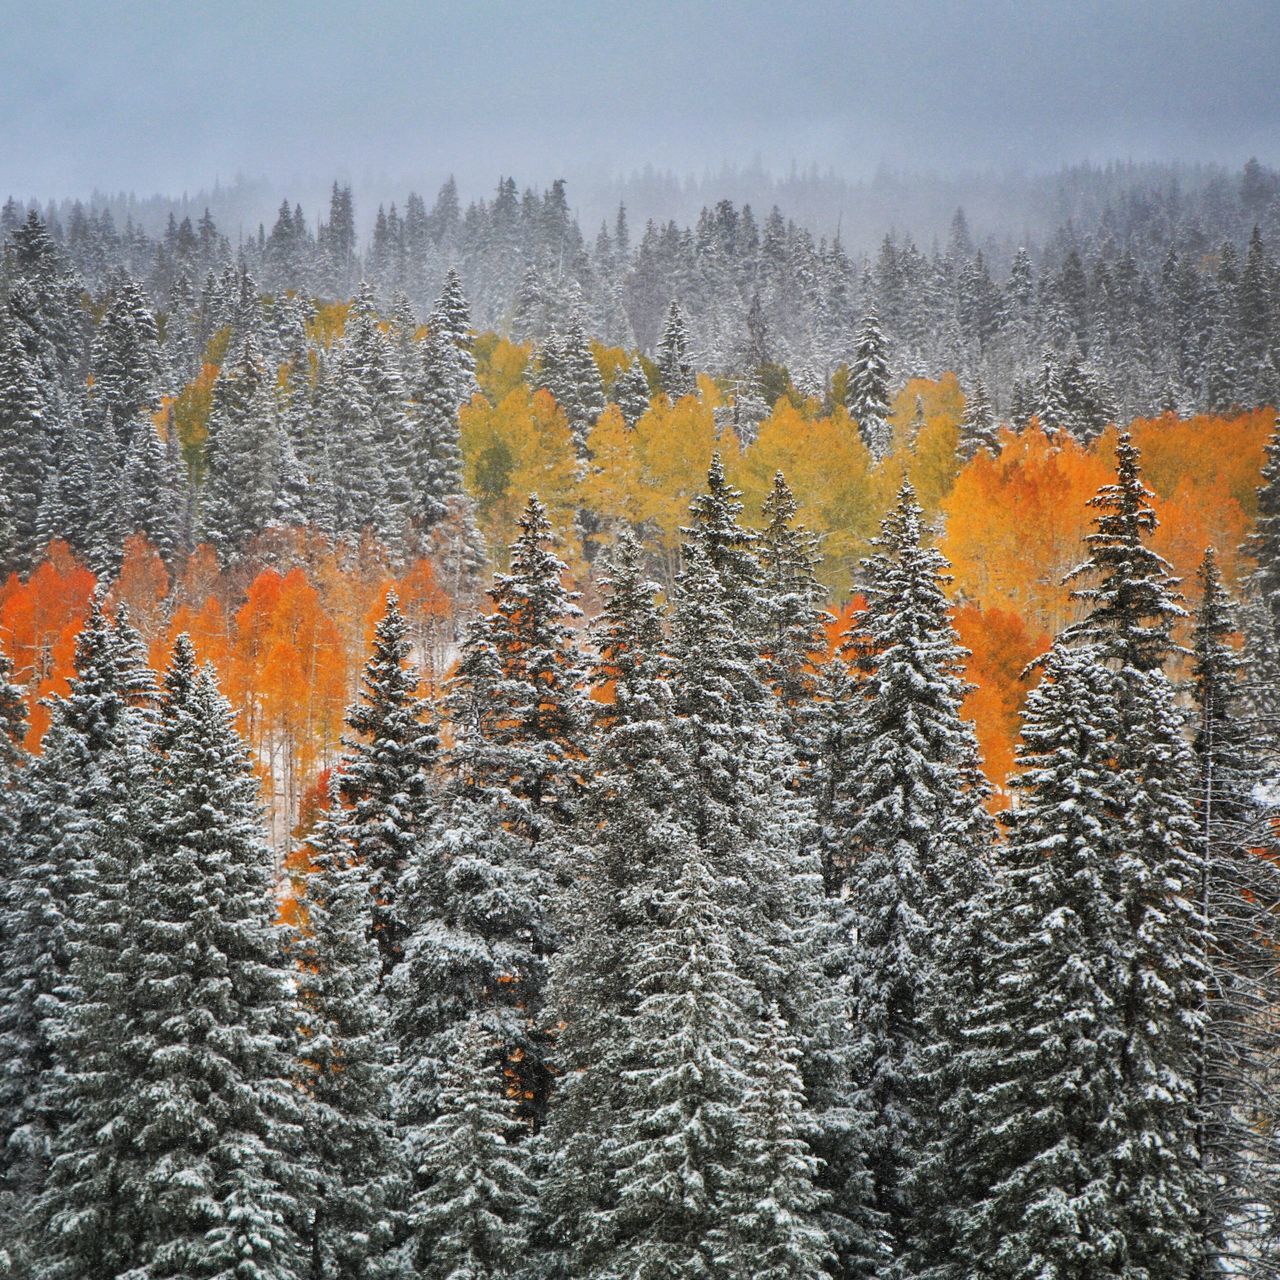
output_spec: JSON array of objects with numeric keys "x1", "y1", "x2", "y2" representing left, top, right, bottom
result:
[{"x1": 3, "y1": 0, "x2": 1277, "y2": 236}]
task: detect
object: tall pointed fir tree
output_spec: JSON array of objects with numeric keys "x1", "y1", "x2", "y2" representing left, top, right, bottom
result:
[
  {"x1": 675, "y1": 469, "x2": 880, "y2": 1276},
  {"x1": 391, "y1": 495, "x2": 585, "y2": 1168},
  {"x1": 611, "y1": 356, "x2": 652, "y2": 427},
  {"x1": 955, "y1": 641, "x2": 1137, "y2": 1280},
  {"x1": 1060, "y1": 429, "x2": 1187, "y2": 669},
  {"x1": 828, "y1": 481, "x2": 995, "y2": 1271},
  {"x1": 957, "y1": 374, "x2": 999, "y2": 462},
  {"x1": 119, "y1": 653, "x2": 311, "y2": 1278},
  {"x1": 33, "y1": 670, "x2": 159, "y2": 1280},
  {"x1": 602, "y1": 828, "x2": 760, "y2": 1278},
  {"x1": 406, "y1": 1015, "x2": 535, "y2": 1280},
  {"x1": 411, "y1": 326, "x2": 468, "y2": 528},
  {"x1": 847, "y1": 309, "x2": 892, "y2": 458},
  {"x1": 655, "y1": 300, "x2": 696, "y2": 400},
  {"x1": 294, "y1": 781, "x2": 405, "y2": 1280},
  {"x1": 429, "y1": 267, "x2": 479, "y2": 405},
  {"x1": 0, "y1": 598, "x2": 126, "y2": 1220},
  {"x1": 338, "y1": 592, "x2": 440, "y2": 980},
  {"x1": 958, "y1": 441, "x2": 1209, "y2": 1280},
  {"x1": 0, "y1": 311, "x2": 48, "y2": 574},
  {"x1": 1241, "y1": 419, "x2": 1280, "y2": 761},
  {"x1": 1188, "y1": 548, "x2": 1280, "y2": 1275},
  {"x1": 540, "y1": 530, "x2": 698, "y2": 1273}
]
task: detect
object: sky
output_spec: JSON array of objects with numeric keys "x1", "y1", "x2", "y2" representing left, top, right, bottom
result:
[{"x1": 1, "y1": 0, "x2": 1277, "y2": 201}]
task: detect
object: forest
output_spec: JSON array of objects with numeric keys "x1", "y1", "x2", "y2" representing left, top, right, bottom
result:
[{"x1": 0, "y1": 155, "x2": 1279, "y2": 1279}]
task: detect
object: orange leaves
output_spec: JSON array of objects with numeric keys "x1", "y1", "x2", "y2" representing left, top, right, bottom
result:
[
  {"x1": 942, "y1": 425, "x2": 1111, "y2": 637},
  {"x1": 109, "y1": 534, "x2": 169, "y2": 641},
  {"x1": 954, "y1": 604, "x2": 1050, "y2": 798},
  {"x1": 0, "y1": 541, "x2": 96, "y2": 749}
]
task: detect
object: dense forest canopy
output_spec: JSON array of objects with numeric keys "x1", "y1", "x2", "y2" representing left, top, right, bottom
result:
[{"x1": 1, "y1": 151, "x2": 1279, "y2": 1279}]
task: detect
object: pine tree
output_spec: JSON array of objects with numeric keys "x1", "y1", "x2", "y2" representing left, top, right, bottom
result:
[
  {"x1": 757, "y1": 471, "x2": 827, "y2": 759},
  {"x1": 655, "y1": 300, "x2": 695, "y2": 400},
  {"x1": 338, "y1": 593, "x2": 440, "y2": 979},
  {"x1": 294, "y1": 785, "x2": 404, "y2": 1280},
  {"x1": 603, "y1": 837, "x2": 755, "y2": 1278},
  {"x1": 540, "y1": 530, "x2": 693, "y2": 1272},
  {"x1": 122, "y1": 657, "x2": 311, "y2": 1278},
  {"x1": 34, "y1": 695, "x2": 158, "y2": 1280},
  {"x1": 0, "y1": 599, "x2": 126, "y2": 1206},
  {"x1": 709, "y1": 1007, "x2": 833, "y2": 1280},
  {"x1": 1244, "y1": 419, "x2": 1280, "y2": 630},
  {"x1": 834, "y1": 481, "x2": 993, "y2": 1266},
  {"x1": 430, "y1": 267, "x2": 479, "y2": 404},
  {"x1": 447, "y1": 495, "x2": 589, "y2": 849},
  {"x1": 957, "y1": 374, "x2": 999, "y2": 461},
  {"x1": 1060, "y1": 429, "x2": 1187, "y2": 670},
  {"x1": 0, "y1": 311, "x2": 47, "y2": 573},
  {"x1": 957, "y1": 642, "x2": 1136, "y2": 1279},
  {"x1": 1189, "y1": 548, "x2": 1280, "y2": 1274},
  {"x1": 612, "y1": 356, "x2": 652, "y2": 427},
  {"x1": 406, "y1": 1016, "x2": 535, "y2": 1280},
  {"x1": 411, "y1": 327, "x2": 467, "y2": 528},
  {"x1": 847, "y1": 308, "x2": 891, "y2": 457}
]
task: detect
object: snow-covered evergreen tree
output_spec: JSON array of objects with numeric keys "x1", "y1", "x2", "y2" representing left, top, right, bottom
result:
[
  {"x1": 338, "y1": 592, "x2": 440, "y2": 979},
  {"x1": 832, "y1": 481, "x2": 993, "y2": 1267},
  {"x1": 406, "y1": 1015, "x2": 535, "y2": 1280},
  {"x1": 655, "y1": 300, "x2": 696, "y2": 400},
  {"x1": 294, "y1": 784, "x2": 404, "y2": 1279},
  {"x1": 847, "y1": 308, "x2": 891, "y2": 457},
  {"x1": 611, "y1": 356, "x2": 652, "y2": 427},
  {"x1": 124, "y1": 657, "x2": 311, "y2": 1278},
  {"x1": 1061, "y1": 429, "x2": 1187, "y2": 669}
]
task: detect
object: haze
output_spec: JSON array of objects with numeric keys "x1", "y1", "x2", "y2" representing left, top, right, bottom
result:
[{"x1": 2, "y1": 0, "x2": 1276, "y2": 205}]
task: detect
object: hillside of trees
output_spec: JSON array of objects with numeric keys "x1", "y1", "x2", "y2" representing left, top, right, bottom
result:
[{"x1": 1, "y1": 161, "x2": 1279, "y2": 1277}]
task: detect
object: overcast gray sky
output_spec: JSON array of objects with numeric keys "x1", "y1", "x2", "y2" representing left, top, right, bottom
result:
[{"x1": 1, "y1": 0, "x2": 1276, "y2": 199}]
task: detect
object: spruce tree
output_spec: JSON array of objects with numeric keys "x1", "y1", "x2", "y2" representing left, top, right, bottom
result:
[
  {"x1": 655, "y1": 300, "x2": 695, "y2": 400},
  {"x1": 603, "y1": 837, "x2": 756, "y2": 1278},
  {"x1": 0, "y1": 312, "x2": 47, "y2": 573},
  {"x1": 126, "y1": 659, "x2": 311, "y2": 1278},
  {"x1": 957, "y1": 374, "x2": 999, "y2": 461},
  {"x1": 540, "y1": 530, "x2": 694, "y2": 1272},
  {"x1": 1189, "y1": 548, "x2": 1280, "y2": 1274},
  {"x1": 709, "y1": 1007, "x2": 833, "y2": 1280},
  {"x1": 957, "y1": 642, "x2": 1136, "y2": 1279},
  {"x1": 612, "y1": 356, "x2": 652, "y2": 427},
  {"x1": 834, "y1": 481, "x2": 993, "y2": 1267},
  {"x1": 1060, "y1": 429, "x2": 1187, "y2": 669},
  {"x1": 338, "y1": 592, "x2": 440, "y2": 979},
  {"x1": 294, "y1": 785, "x2": 404, "y2": 1280},
  {"x1": 406, "y1": 1016, "x2": 535, "y2": 1280},
  {"x1": 847, "y1": 308, "x2": 891, "y2": 457},
  {"x1": 0, "y1": 599, "x2": 126, "y2": 1205}
]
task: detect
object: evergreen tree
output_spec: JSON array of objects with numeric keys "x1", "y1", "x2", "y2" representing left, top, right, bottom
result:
[
  {"x1": 406, "y1": 1016, "x2": 535, "y2": 1280},
  {"x1": 655, "y1": 301, "x2": 695, "y2": 400},
  {"x1": 956, "y1": 374, "x2": 999, "y2": 461},
  {"x1": 294, "y1": 785, "x2": 404, "y2": 1280},
  {"x1": 611, "y1": 356, "x2": 652, "y2": 427},
  {"x1": 709, "y1": 1007, "x2": 833, "y2": 1280},
  {"x1": 834, "y1": 482, "x2": 993, "y2": 1266},
  {"x1": 957, "y1": 642, "x2": 1136, "y2": 1279},
  {"x1": 0, "y1": 311, "x2": 47, "y2": 573},
  {"x1": 540, "y1": 531, "x2": 692, "y2": 1271},
  {"x1": 0, "y1": 599, "x2": 126, "y2": 1207},
  {"x1": 411, "y1": 327, "x2": 468, "y2": 528},
  {"x1": 124, "y1": 659, "x2": 311, "y2": 1279},
  {"x1": 1189, "y1": 549, "x2": 1280, "y2": 1275},
  {"x1": 603, "y1": 838, "x2": 756, "y2": 1278},
  {"x1": 338, "y1": 593, "x2": 440, "y2": 979},
  {"x1": 1060, "y1": 430, "x2": 1187, "y2": 670},
  {"x1": 447, "y1": 495, "x2": 590, "y2": 849},
  {"x1": 847, "y1": 308, "x2": 891, "y2": 457}
]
